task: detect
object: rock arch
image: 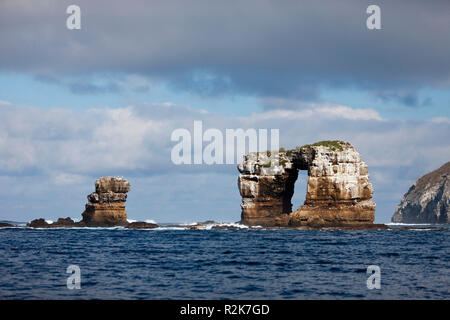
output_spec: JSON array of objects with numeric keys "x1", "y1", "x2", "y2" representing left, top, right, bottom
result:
[{"x1": 237, "y1": 141, "x2": 375, "y2": 227}]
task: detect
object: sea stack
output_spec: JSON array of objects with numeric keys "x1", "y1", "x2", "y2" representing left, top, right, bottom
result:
[
  {"x1": 392, "y1": 162, "x2": 449, "y2": 224},
  {"x1": 238, "y1": 141, "x2": 376, "y2": 228},
  {"x1": 26, "y1": 176, "x2": 160, "y2": 229},
  {"x1": 81, "y1": 177, "x2": 130, "y2": 227}
]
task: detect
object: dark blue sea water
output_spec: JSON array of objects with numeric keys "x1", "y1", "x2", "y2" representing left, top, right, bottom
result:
[{"x1": 0, "y1": 227, "x2": 449, "y2": 299}]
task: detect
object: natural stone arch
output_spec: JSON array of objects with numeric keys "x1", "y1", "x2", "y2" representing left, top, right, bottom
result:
[{"x1": 237, "y1": 141, "x2": 375, "y2": 227}]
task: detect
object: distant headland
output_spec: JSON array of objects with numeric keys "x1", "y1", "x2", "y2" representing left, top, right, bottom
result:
[{"x1": 392, "y1": 161, "x2": 449, "y2": 224}]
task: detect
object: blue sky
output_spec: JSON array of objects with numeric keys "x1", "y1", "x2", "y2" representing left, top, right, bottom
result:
[
  {"x1": 2, "y1": 72, "x2": 449, "y2": 119},
  {"x1": 0, "y1": 0, "x2": 449, "y2": 224},
  {"x1": 0, "y1": 72, "x2": 262, "y2": 115}
]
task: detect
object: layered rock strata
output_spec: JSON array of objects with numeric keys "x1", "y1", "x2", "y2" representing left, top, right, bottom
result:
[
  {"x1": 392, "y1": 162, "x2": 449, "y2": 224},
  {"x1": 238, "y1": 141, "x2": 376, "y2": 228},
  {"x1": 81, "y1": 177, "x2": 130, "y2": 227}
]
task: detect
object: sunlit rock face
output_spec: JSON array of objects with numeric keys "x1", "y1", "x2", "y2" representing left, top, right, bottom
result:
[
  {"x1": 238, "y1": 151, "x2": 298, "y2": 226},
  {"x1": 81, "y1": 177, "x2": 130, "y2": 227},
  {"x1": 238, "y1": 141, "x2": 376, "y2": 227},
  {"x1": 392, "y1": 162, "x2": 449, "y2": 224}
]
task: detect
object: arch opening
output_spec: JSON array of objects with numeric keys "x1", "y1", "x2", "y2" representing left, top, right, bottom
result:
[{"x1": 291, "y1": 169, "x2": 308, "y2": 211}]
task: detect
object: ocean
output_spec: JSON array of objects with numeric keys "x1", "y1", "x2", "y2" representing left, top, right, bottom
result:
[{"x1": 0, "y1": 225, "x2": 449, "y2": 299}]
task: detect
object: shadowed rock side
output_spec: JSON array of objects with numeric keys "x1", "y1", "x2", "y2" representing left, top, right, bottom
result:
[
  {"x1": 0, "y1": 222, "x2": 15, "y2": 228},
  {"x1": 238, "y1": 141, "x2": 376, "y2": 228},
  {"x1": 125, "y1": 221, "x2": 159, "y2": 229},
  {"x1": 392, "y1": 162, "x2": 449, "y2": 224}
]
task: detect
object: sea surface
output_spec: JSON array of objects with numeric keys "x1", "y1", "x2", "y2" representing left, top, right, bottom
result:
[{"x1": 0, "y1": 224, "x2": 449, "y2": 299}]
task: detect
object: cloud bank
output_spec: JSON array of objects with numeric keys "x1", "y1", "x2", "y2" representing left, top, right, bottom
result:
[
  {"x1": 0, "y1": 100, "x2": 448, "y2": 223},
  {"x1": 1, "y1": 0, "x2": 450, "y2": 102}
]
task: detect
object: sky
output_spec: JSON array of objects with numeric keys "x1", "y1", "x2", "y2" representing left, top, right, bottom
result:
[{"x1": 0, "y1": 0, "x2": 449, "y2": 224}]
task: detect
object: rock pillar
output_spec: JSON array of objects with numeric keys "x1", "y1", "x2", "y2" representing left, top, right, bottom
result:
[{"x1": 81, "y1": 177, "x2": 130, "y2": 227}]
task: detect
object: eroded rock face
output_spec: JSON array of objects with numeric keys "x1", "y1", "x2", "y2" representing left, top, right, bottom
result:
[
  {"x1": 238, "y1": 141, "x2": 375, "y2": 227},
  {"x1": 95, "y1": 177, "x2": 130, "y2": 194},
  {"x1": 238, "y1": 152, "x2": 298, "y2": 226},
  {"x1": 392, "y1": 162, "x2": 449, "y2": 224},
  {"x1": 81, "y1": 177, "x2": 130, "y2": 227}
]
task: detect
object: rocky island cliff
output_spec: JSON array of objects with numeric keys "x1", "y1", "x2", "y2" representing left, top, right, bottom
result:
[
  {"x1": 392, "y1": 162, "x2": 449, "y2": 224},
  {"x1": 238, "y1": 141, "x2": 381, "y2": 229}
]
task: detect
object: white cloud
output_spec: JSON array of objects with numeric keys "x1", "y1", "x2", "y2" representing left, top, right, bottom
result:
[
  {"x1": 0, "y1": 101, "x2": 448, "y2": 223},
  {"x1": 1, "y1": 0, "x2": 450, "y2": 98},
  {"x1": 251, "y1": 104, "x2": 382, "y2": 121},
  {"x1": 0, "y1": 100, "x2": 12, "y2": 106},
  {"x1": 431, "y1": 117, "x2": 450, "y2": 124},
  {"x1": 53, "y1": 173, "x2": 88, "y2": 185}
]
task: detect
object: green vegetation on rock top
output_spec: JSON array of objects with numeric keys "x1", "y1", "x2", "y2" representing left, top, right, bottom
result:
[
  {"x1": 248, "y1": 140, "x2": 352, "y2": 157},
  {"x1": 263, "y1": 160, "x2": 272, "y2": 168},
  {"x1": 300, "y1": 140, "x2": 351, "y2": 151}
]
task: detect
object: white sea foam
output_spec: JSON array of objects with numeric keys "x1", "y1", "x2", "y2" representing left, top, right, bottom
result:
[
  {"x1": 71, "y1": 226, "x2": 126, "y2": 230},
  {"x1": 140, "y1": 221, "x2": 253, "y2": 230},
  {"x1": 387, "y1": 222, "x2": 435, "y2": 226},
  {"x1": 203, "y1": 222, "x2": 249, "y2": 230},
  {"x1": 180, "y1": 222, "x2": 199, "y2": 226},
  {"x1": 153, "y1": 227, "x2": 186, "y2": 230},
  {"x1": 126, "y1": 218, "x2": 157, "y2": 224},
  {"x1": 175, "y1": 221, "x2": 252, "y2": 230}
]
